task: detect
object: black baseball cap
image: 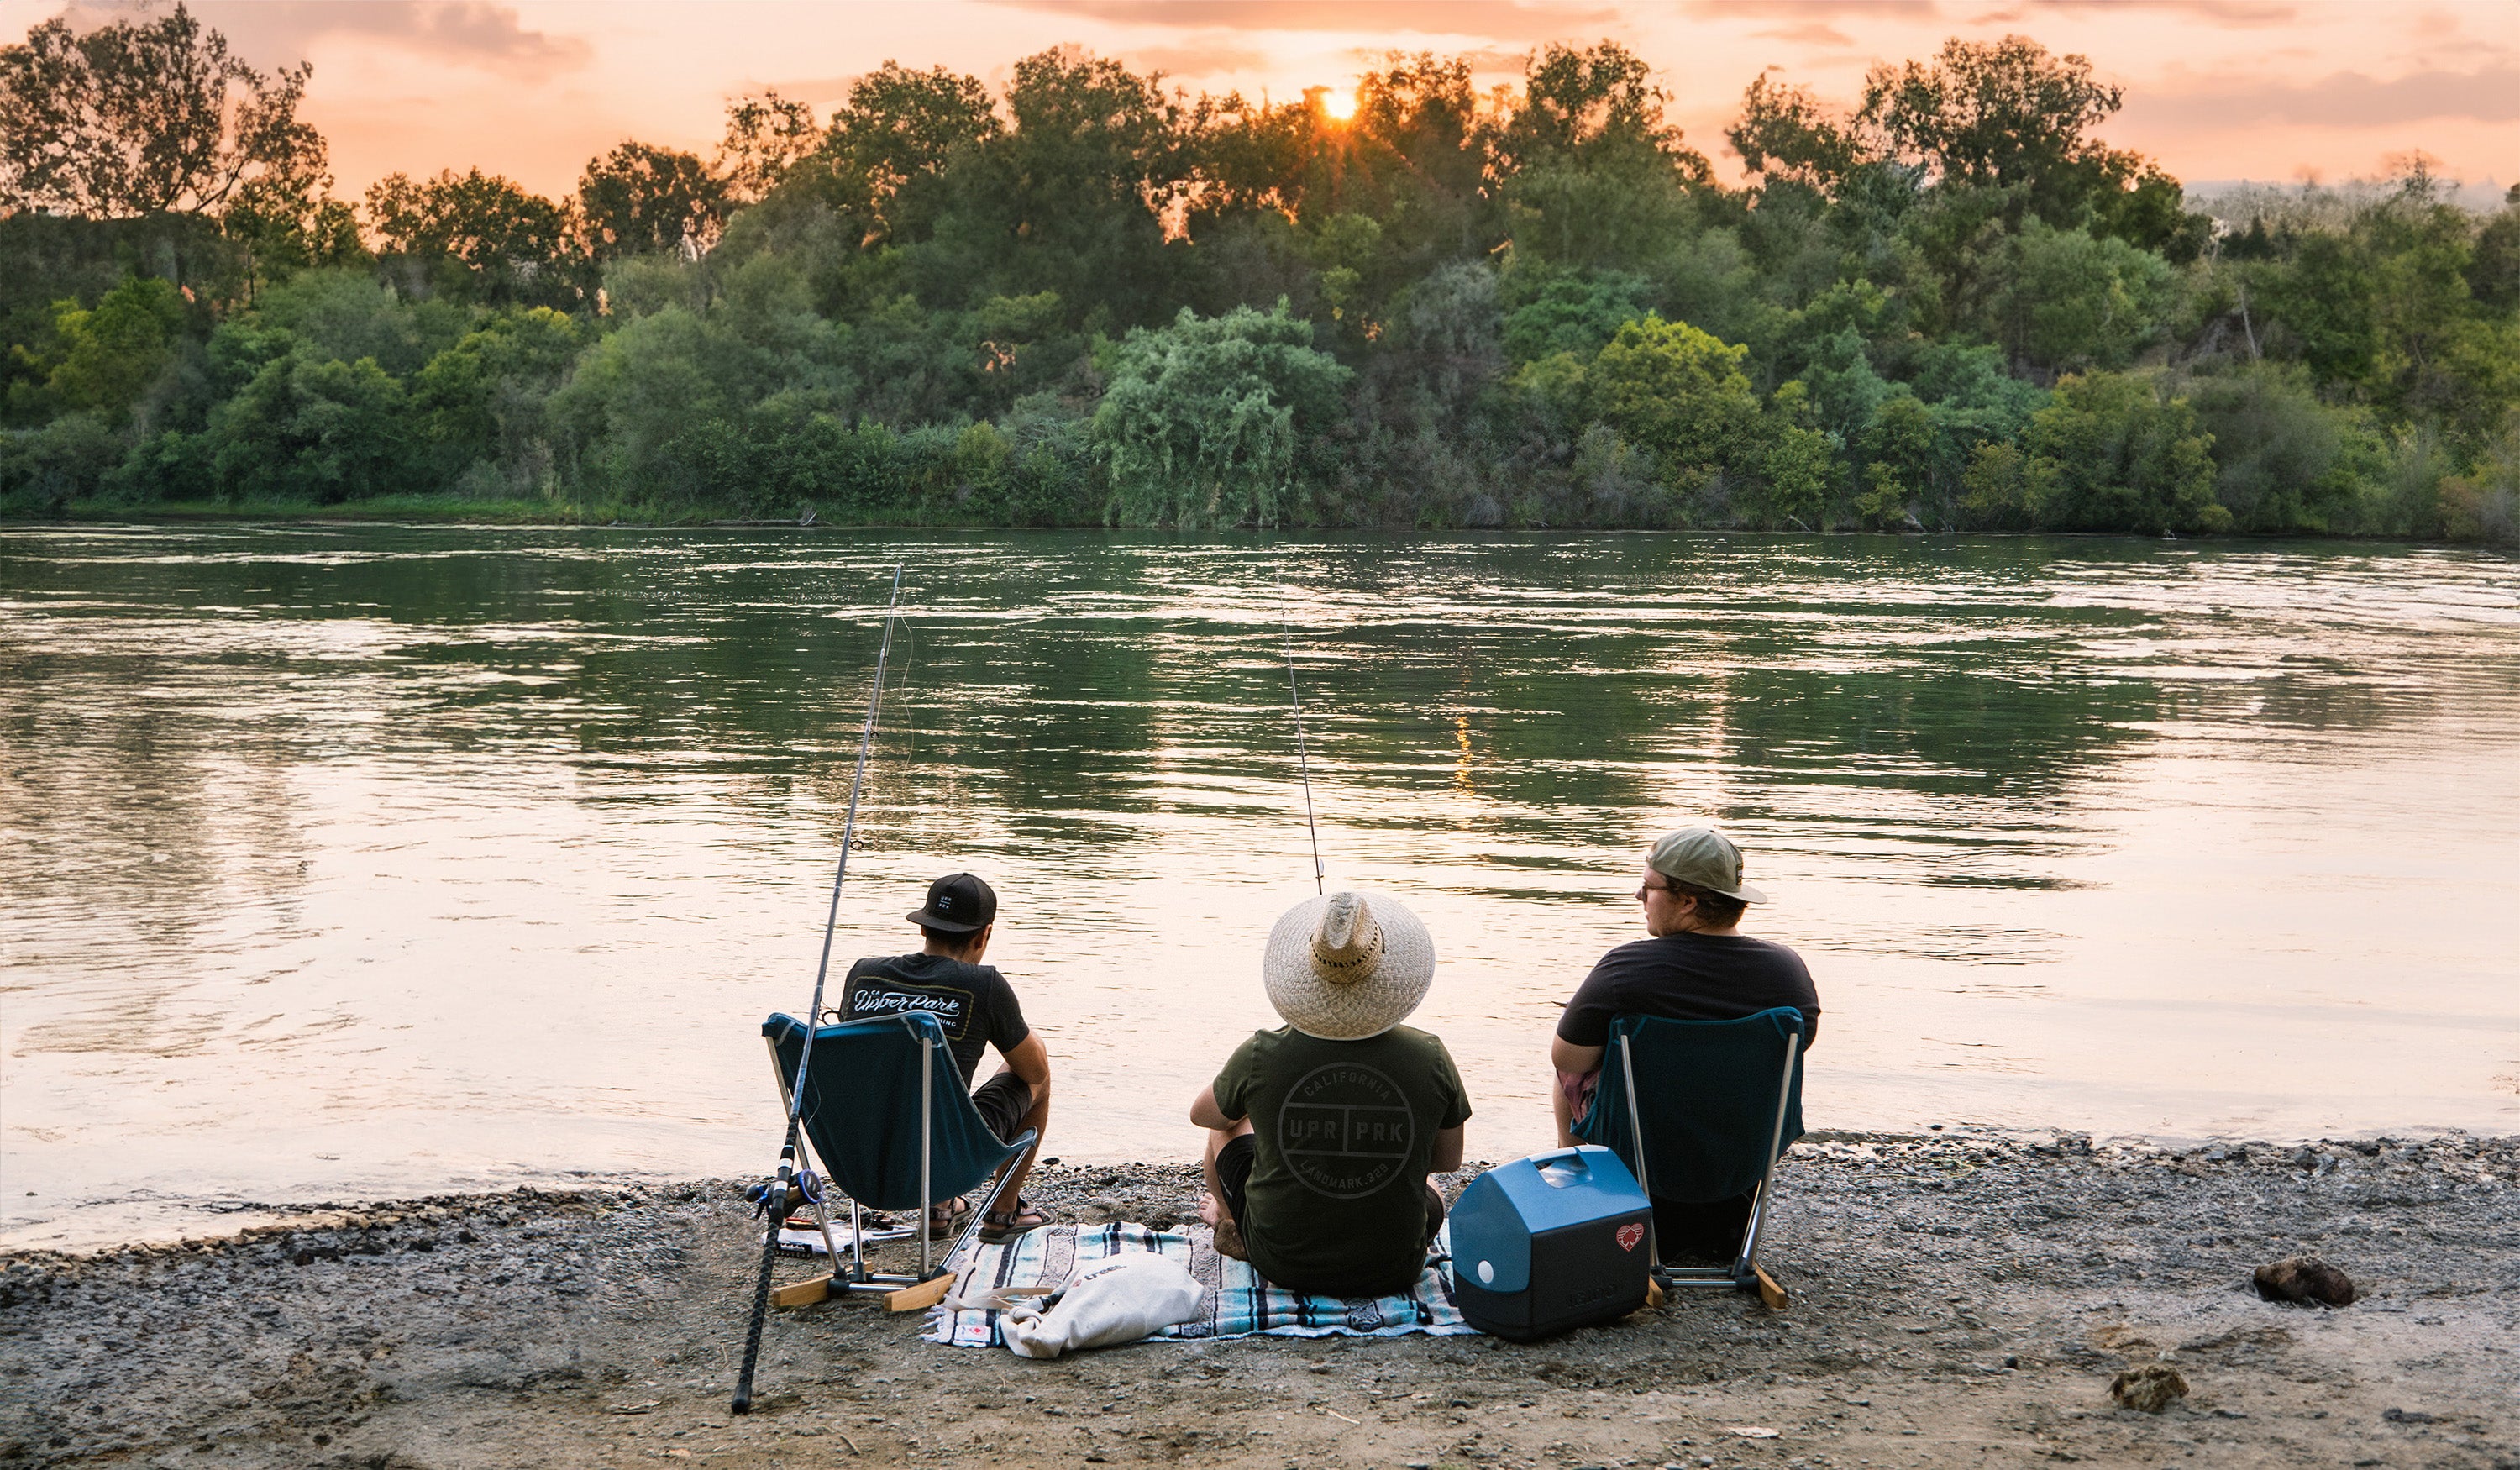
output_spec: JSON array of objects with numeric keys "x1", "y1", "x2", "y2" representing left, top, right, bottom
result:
[{"x1": 906, "y1": 872, "x2": 996, "y2": 934}]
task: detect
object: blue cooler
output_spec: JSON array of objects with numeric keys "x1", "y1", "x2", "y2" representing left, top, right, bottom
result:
[{"x1": 1449, "y1": 1146, "x2": 1653, "y2": 1341}]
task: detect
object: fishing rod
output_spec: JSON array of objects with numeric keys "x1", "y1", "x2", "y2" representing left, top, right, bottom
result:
[
  {"x1": 1284, "y1": 612, "x2": 1324, "y2": 895},
  {"x1": 732, "y1": 564, "x2": 905, "y2": 1415}
]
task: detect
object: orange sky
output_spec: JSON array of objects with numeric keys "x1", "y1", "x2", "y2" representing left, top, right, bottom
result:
[{"x1": 13, "y1": 0, "x2": 2517, "y2": 205}]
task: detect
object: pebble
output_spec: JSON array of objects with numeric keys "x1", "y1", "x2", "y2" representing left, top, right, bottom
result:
[{"x1": 2111, "y1": 1363, "x2": 2190, "y2": 1413}]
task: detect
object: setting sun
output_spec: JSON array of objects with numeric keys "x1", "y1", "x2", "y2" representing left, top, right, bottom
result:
[{"x1": 1320, "y1": 87, "x2": 1356, "y2": 122}]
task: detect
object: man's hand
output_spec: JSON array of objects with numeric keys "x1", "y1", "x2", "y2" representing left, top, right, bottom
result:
[{"x1": 1550, "y1": 1036, "x2": 1605, "y2": 1147}]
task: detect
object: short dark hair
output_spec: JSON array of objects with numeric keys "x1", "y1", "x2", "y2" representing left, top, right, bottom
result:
[
  {"x1": 1669, "y1": 879, "x2": 1747, "y2": 929},
  {"x1": 921, "y1": 923, "x2": 984, "y2": 952}
]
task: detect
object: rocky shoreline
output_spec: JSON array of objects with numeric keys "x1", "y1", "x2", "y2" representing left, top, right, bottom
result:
[{"x1": 4, "y1": 1131, "x2": 2515, "y2": 1468}]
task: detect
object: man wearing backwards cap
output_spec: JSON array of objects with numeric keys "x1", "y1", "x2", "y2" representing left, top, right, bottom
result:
[
  {"x1": 838, "y1": 872, "x2": 1053, "y2": 1243},
  {"x1": 1550, "y1": 827, "x2": 1820, "y2": 1260},
  {"x1": 1189, "y1": 890, "x2": 1472, "y2": 1297}
]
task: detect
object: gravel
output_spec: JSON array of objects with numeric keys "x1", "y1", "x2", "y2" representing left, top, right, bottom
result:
[{"x1": 4, "y1": 1129, "x2": 2516, "y2": 1468}]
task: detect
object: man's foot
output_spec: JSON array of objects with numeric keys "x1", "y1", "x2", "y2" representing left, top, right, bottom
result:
[
  {"x1": 978, "y1": 1196, "x2": 1050, "y2": 1244},
  {"x1": 925, "y1": 1195, "x2": 972, "y2": 1234},
  {"x1": 1198, "y1": 1194, "x2": 1248, "y2": 1260}
]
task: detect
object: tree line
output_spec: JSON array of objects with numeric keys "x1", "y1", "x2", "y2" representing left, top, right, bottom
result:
[{"x1": 3, "y1": 4, "x2": 2516, "y2": 540}]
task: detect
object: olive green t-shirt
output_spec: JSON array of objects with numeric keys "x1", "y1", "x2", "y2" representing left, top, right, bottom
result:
[{"x1": 1213, "y1": 1024, "x2": 1473, "y2": 1298}]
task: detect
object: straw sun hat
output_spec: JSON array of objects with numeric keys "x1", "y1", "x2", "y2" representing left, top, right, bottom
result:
[{"x1": 1262, "y1": 890, "x2": 1436, "y2": 1041}]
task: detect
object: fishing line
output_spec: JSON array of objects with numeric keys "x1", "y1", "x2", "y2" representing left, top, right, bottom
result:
[
  {"x1": 733, "y1": 563, "x2": 904, "y2": 1415},
  {"x1": 1283, "y1": 608, "x2": 1325, "y2": 895}
]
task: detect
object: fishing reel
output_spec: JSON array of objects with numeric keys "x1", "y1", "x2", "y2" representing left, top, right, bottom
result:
[{"x1": 743, "y1": 1168, "x2": 824, "y2": 1221}]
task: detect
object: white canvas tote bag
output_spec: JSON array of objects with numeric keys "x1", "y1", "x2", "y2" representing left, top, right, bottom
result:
[{"x1": 999, "y1": 1252, "x2": 1205, "y2": 1359}]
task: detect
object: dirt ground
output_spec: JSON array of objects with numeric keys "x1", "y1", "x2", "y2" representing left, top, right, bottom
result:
[{"x1": 4, "y1": 1130, "x2": 2515, "y2": 1469}]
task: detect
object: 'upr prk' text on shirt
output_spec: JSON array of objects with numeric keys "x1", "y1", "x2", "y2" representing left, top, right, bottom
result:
[{"x1": 838, "y1": 953, "x2": 1029, "y2": 1085}]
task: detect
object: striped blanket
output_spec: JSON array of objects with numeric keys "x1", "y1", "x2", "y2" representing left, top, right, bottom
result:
[{"x1": 925, "y1": 1222, "x2": 1478, "y2": 1346}]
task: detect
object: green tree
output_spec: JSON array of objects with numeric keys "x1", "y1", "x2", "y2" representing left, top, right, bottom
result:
[
  {"x1": 1988, "y1": 220, "x2": 2174, "y2": 372},
  {"x1": 1093, "y1": 302, "x2": 1351, "y2": 527},
  {"x1": 1496, "y1": 41, "x2": 1709, "y2": 270},
  {"x1": 10, "y1": 275, "x2": 186, "y2": 422},
  {"x1": 2182, "y1": 363, "x2": 2381, "y2": 532},
  {"x1": 412, "y1": 307, "x2": 583, "y2": 495},
  {"x1": 810, "y1": 60, "x2": 1003, "y2": 244},
  {"x1": 577, "y1": 141, "x2": 730, "y2": 260},
  {"x1": 204, "y1": 349, "x2": 412, "y2": 503},
  {"x1": 0, "y1": 2, "x2": 323, "y2": 218},
  {"x1": 931, "y1": 50, "x2": 1191, "y2": 326},
  {"x1": 2021, "y1": 370, "x2": 2219, "y2": 533},
  {"x1": 2467, "y1": 197, "x2": 2520, "y2": 312},
  {"x1": 1727, "y1": 72, "x2": 1868, "y2": 192},
  {"x1": 1753, "y1": 380, "x2": 1835, "y2": 528},
  {"x1": 0, "y1": 410, "x2": 119, "y2": 512},
  {"x1": 1586, "y1": 315, "x2": 1763, "y2": 488},
  {"x1": 1858, "y1": 36, "x2": 2123, "y2": 218},
  {"x1": 1854, "y1": 390, "x2": 1938, "y2": 527},
  {"x1": 1498, "y1": 263, "x2": 1654, "y2": 363},
  {"x1": 363, "y1": 169, "x2": 579, "y2": 307},
  {"x1": 718, "y1": 92, "x2": 819, "y2": 202}
]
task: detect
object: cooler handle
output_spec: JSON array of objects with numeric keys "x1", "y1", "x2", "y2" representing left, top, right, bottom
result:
[{"x1": 1534, "y1": 1148, "x2": 1593, "y2": 1187}]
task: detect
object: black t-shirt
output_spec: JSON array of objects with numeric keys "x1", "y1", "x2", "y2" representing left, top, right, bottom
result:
[
  {"x1": 1556, "y1": 932, "x2": 1820, "y2": 1051},
  {"x1": 838, "y1": 953, "x2": 1030, "y2": 1084},
  {"x1": 1214, "y1": 1025, "x2": 1473, "y2": 1298}
]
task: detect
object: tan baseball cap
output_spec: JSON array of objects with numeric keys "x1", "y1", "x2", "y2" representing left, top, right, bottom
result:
[{"x1": 1648, "y1": 827, "x2": 1769, "y2": 903}]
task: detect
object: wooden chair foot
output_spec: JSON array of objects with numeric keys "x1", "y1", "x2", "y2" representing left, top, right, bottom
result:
[
  {"x1": 1753, "y1": 1266, "x2": 1788, "y2": 1310},
  {"x1": 885, "y1": 1273, "x2": 953, "y2": 1313},
  {"x1": 772, "y1": 1274, "x2": 832, "y2": 1309}
]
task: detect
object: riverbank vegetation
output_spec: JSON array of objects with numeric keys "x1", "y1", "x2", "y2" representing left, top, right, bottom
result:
[{"x1": 4, "y1": 6, "x2": 2516, "y2": 539}]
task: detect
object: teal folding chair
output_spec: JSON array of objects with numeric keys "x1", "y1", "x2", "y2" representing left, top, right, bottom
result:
[
  {"x1": 1573, "y1": 1007, "x2": 1807, "y2": 1296},
  {"x1": 763, "y1": 1010, "x2": 1034, "y2": 1293}
]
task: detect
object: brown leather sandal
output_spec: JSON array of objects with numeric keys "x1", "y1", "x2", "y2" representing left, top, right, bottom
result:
[{"x1": 978, "y1": 1197, "x2": 1051, "y2": 1244}]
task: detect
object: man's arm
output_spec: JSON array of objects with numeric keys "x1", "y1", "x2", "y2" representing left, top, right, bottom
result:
[
  {"x1": 1003, "y1": 1032, "x2": 1051, "y2": 1092},
  {"x1": 1189, "y1": 1084, "x2": 1242, "y2": 1132},
  {"x1": 1550, "y1": 1035, "x2": 1606, "y2": 1148},
  {"x1": 1429, "y1": 1124, "x2": 1465, "y2": 1173}
]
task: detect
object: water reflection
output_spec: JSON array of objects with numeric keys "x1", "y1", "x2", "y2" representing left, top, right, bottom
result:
[{"x1": 3, "y1": 527, "x2": 2516, "y2": 1248}]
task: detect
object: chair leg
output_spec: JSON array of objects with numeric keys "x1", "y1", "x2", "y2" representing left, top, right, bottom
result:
[
  {"x1": 930, "y1": 1162, "x2": 1022, "y2": 1278},
  {"x1": 1730, "y1": 1179, "x2": 1770, "y2": 1286}
]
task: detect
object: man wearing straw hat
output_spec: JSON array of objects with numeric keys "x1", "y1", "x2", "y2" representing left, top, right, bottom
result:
[
  {"x1": 1189, "y1": 890, "x2": 1471, "y2": 1298},
  {"x1": 1550, "y1": 827, "x2": 1819, "y2": 1259}
]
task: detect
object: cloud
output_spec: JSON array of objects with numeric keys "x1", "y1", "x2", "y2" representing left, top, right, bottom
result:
[
  {"x1": 1343, "y1": 43, "x2": 1530, "y2": 72},
  {"x1": 1755, "y1": 21, "x2": 1856, "y2": 46},
  {"x1": 1691, "y1": 0, "x2": 1937, "y2": 15},
  {"x1": 1126, "y1": 39, "x2": 1276, "y2": 75},
  {"x1": 970, "y1": 0, "x2": 1619, "y2": 40},
  {"x1": 2023, "y1": 0, "x2": 2298, "y2": 24},
  {"x1": 2129, "y1": 64, "x2": 2520, "y2": 129},
  {"x1": 181, "y1": 2, "x2": 592, "y2": 76}
]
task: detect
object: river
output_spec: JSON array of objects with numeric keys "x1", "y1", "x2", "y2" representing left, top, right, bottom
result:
[{"x1": 4, "y1": 525, "x2": 2516, "y2": 1249}]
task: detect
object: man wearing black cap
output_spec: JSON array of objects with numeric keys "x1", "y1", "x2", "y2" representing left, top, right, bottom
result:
[{"x1": 838, "y1": 872, "x2": 1051, "y2": 1242}]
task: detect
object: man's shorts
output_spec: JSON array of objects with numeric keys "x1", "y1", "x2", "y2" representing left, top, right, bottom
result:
[
  {"x1": 970, "y1": 1069, "x2": 1033, "y2": 1144},
  {"x1": 1212, "y1": 1133, "x2": 1446, "y2": 1244}
]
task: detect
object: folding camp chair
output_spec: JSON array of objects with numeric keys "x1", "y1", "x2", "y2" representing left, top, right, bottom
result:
[
  {"x1": 762, "y1": 1010, "x2": 1035, "y2": 1297},
  {"x1": 1573, "y1": 1006, "x2": 1807, "y2": 1299}
]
